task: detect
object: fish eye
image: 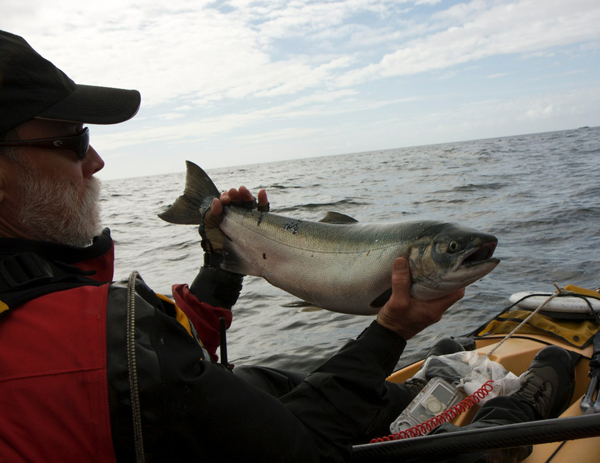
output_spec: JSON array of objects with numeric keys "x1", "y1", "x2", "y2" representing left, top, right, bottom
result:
[{"x1": 448, "y1": 241, "x2": 460, "y2": 253}]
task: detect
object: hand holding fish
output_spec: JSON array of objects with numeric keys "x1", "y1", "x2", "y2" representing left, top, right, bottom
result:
[
  {"x1": 202, "y1": 186, "x2": 269, "y2": 254},
  {"x1": 210, "y1": 186, "x2": 269, "y2": 216},
  {"x1": 376, "y1": 258, "x2": 464, "y2": 340}
]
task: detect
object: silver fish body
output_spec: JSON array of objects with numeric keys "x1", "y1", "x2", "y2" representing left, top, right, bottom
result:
[{"x1": 159, "y1": 161, "x2": 500, "y2": 315}]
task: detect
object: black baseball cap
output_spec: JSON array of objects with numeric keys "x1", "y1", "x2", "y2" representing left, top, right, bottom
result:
[{"x1": 0, "y1": 30, "x2": 141, "y2": 134}]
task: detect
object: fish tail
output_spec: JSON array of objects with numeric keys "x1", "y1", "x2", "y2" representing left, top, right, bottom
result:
[{"x1": 158, "y1": 161, "x2": 219, "y2": 224}]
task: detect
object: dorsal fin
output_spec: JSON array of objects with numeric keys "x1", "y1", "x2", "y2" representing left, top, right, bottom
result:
[{"x1": 318, "y1": 211, "x2": 359, "y2": 224}]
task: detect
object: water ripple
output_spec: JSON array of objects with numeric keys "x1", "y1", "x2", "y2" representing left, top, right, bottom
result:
[{"x1": 101, "y1": 126, "x2": 600, "y2": 369}]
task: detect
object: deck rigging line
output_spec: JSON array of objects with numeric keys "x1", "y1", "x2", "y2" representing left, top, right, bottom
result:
[
  {"x1": 352, "y1": 413, "x2": 600, "y2": 462},
  {"x1": 485, "y1": 285, "x2": 562, "y2": 358}
]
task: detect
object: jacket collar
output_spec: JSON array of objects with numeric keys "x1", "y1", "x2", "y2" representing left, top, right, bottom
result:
[{"x1": 0, "y1": 228, "x2": 115, "y2": 283}]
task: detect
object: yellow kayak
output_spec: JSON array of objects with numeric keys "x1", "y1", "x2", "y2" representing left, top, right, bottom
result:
[{"x1": 353, "y1": 288, "x2": 600, "y2": 462}]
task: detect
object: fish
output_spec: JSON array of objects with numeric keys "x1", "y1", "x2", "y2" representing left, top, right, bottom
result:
[{"x1": 159, "y1": 161, "x2": 500, "y2": 315}]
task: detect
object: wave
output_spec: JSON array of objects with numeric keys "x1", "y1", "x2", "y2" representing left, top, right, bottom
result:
[{"x1": 102, "y1": 126, "x2": 600, "y2": 369}]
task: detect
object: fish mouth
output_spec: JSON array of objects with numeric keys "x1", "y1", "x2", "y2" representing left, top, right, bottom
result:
[{"x1": 455, "y1": 241, "x2": 498, "y2": 270}]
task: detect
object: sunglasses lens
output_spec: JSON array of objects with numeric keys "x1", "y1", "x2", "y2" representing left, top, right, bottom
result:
[
  {"x1": 76, "y1": 128, "x2": 90, "y2": 160},
  {"x1": 0, "y1": 127, "x2": 91, "y2": 160}
]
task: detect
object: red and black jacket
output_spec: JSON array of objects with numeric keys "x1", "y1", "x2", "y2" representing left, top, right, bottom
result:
[{"x1": 0, "y1": 229, "x2": 409, "y2": 463}]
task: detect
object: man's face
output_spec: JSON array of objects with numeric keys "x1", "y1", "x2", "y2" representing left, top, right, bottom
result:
[{"x1": 0, "y1": 119, "x2": 106, "y2": 247}]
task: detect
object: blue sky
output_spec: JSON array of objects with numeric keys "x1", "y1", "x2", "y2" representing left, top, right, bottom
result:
[{"x1": 2, "y1": 0, "x2": 599, "y2": 180}]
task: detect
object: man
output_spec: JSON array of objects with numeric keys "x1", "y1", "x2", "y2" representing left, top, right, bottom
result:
[{"x1": 0, "y1": 30, "x2": 575, "y2": 463}]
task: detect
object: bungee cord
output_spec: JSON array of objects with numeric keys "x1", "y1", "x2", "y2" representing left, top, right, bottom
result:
[{"x1": 370, "y1": 380, "x2": 495, "y2": 443}]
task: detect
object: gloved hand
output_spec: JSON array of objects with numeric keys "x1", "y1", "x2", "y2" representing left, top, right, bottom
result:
[
  {"x1": 200, "y1": 202, "x2": 228, "y2": 255},
  {"x1": 191, "y1": 186, "x2": 269, "y2": 309},
  {"x1": 199, "y1": 187, "x2": 269, "y2": 254}
]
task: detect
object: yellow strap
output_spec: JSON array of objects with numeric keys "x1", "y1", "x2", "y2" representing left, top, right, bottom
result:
[
  {"x1": 156, "y1": 293, "x2": 194, "y2": 338},
  {"x1": 477, "y1": 309, "x2": 599, "y2": 348},
  {"x1": 0, "y1": 300, "x2": 8, "y2": 314},
  {"x1": 564, "y1": 284, "x2": 600, "y2": 299}
]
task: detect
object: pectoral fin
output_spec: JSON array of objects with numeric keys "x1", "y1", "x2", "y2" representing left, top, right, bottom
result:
[{"x1": 370, "y1": 288, "x2": 392, "y2": 308}]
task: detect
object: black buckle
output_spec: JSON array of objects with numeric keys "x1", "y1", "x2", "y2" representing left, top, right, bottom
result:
[{"x1": 0, "y1": 253, "x2": 54, "y2": 289}]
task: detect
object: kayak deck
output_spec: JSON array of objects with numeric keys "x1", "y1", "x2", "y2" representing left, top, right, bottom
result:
[{"x1": 385, "y1": 332, "x2": 599, "y2": 462}]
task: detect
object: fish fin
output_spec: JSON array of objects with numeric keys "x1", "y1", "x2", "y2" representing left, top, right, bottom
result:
[
  {"x1": 281, "y1": 300, "x2": 319, "y2": 308},
  {"x1": 370, "y1": 288, "x2": 392, "y2": 308},
  {"x1": 158, "y1": 161, "x2": 220, "y2": 224},
  {"x1": 281, "y1": 300, "x2": 324, "y2": 312},
  {"x1": 299, "y1": 306, "x2": 325, "y2": 313},
  {"x1": 318, "y1": 211, "x2": 359, "y2": 224}
]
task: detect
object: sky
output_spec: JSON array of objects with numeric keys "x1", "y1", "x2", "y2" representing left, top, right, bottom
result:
[{"x1": 2, "y1": 0, "x2": 600, "y2": 180}]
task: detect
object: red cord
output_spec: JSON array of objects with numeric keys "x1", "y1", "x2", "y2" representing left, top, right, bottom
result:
[{"x1": 370, "y1": 380, "x2": 495, "y2": 443}]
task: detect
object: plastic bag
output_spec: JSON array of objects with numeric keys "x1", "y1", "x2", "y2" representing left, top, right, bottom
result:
[{"x1": 411, "y1": 351, "x2": 521, "y2": 405}]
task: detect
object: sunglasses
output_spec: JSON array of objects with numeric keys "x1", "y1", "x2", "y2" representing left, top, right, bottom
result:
[{"x1": 0, "y1": 127, "x2": 90, "y2": 160}]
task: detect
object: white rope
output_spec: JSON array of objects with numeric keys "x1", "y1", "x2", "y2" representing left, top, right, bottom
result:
[
  {"x1": 486, "y1": 284, "x2": 564, "y2": 358},
  {"x1": 126, "y1": 271, "x2": 145, "y2": 463}
]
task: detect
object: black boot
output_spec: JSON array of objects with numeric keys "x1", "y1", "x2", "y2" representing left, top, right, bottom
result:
[{"x1": 514, "y1": 346, "x2": 576, "y2": 419}]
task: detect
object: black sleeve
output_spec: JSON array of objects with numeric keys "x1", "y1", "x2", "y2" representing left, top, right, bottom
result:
[
  {"x1": 107, "y1": 279, "x2": 320, "y2": 463},
  {"x1": 280, "y1": 321, "x2": 407, "y2": 461},
  {"x1": 107, "y1": 280, "x2": 406, "y2": 463}
]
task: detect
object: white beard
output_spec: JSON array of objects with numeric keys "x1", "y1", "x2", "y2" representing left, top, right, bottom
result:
[{"x1": 17, "y1": 167, "x2": 103, "y2": 247}]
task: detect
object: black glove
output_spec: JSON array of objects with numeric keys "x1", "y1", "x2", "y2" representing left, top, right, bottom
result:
[
  {"x1": 189, "y1": 252, "x2": 244, "y2": 309},
  {"x1": 191, "y1": 196, "x2": 269, "y2": 309}
]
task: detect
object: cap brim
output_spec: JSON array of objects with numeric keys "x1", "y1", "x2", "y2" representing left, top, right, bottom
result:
[{"x1": 35, "y1": 84, "x2": 141, "y2": 125}]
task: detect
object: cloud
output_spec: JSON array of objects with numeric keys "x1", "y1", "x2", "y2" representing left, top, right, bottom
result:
[
  {"x1": 487, "y1": 73, "x2": 509, "y2": 79},
  {"x1": 2, "y1": 0, "x2": 599, "y2": 180},
  {"x1": 4, "y1": 0, "x2": 599, "y2": 107},
  {"x1": 338, "y1": 0, "x2": 600, "y2": 85},
  {"x1": 158, "y1": 113, "x2": 186, "y2": 121}
]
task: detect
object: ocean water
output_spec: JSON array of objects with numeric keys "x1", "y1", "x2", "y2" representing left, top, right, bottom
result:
[{"x1": 101, "y1": 126, "x2": 600, "y2": 371}]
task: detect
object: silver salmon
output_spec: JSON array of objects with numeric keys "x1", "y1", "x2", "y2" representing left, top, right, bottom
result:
[{"x1": 159, "y1": 161, "x2": 499, "y2": 315}]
